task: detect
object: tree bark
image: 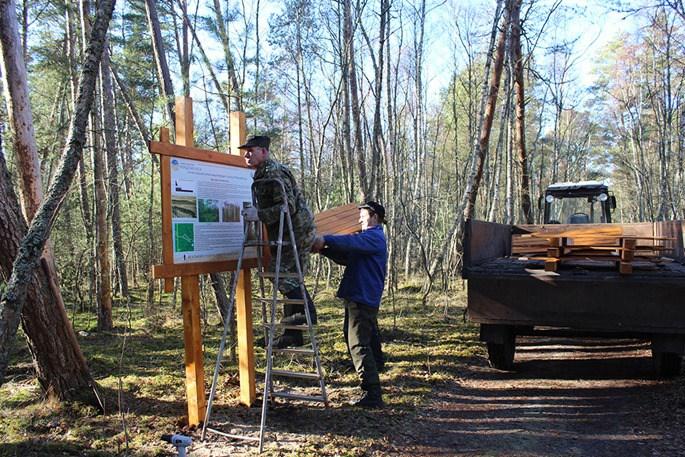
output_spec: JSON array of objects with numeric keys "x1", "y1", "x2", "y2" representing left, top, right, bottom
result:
[
  {"x1": 100, "y1": 42, "x2": 128, "y2": 298},
  {"x1": 110, "y1": 65, "x2": 152, "y2": 146},
  {"x1": 427, "y1": 0, "x2": 510, "y2": 282},
  {"x1": 0, "y1": 0, "x2": 41, "y2": 221},
  {"x1": 339, "y1": 0, "x2": 354, "y2": 200},
  {"x1": 370, "y1": 0, "x2": 387, "y2": 200},
  {"x1": 81, "y1": 0, "x2": 113, "y2": 331},
  {"x1": 0, "y1": 150, "x2": 99, "y2": 403},
  {"x1": 68, "y1": 0, "x2": 95, "y2": 308},
  {"x1": 144, "y1": 0, "x2": 175, "y2": 129},
  {"x1": 0, "y1": 0, "x2": 99, "y2": 404},
  {"x1": 211, "y1": 0, "x2": 242, "y2": 111},
  {"x1": 344, "y1": 0, "x2": 368, "y2": 200},
  {"x1": 0, "y1": 0, "x2": 116, "y2": 388},
  {"x1": 509, "y1": 0, "x2": 532, "y2": 223}
]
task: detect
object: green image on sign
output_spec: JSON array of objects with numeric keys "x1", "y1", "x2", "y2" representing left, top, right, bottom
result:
[{"x1": 175, "y1": 223, "x2": 194, "y2": 252}]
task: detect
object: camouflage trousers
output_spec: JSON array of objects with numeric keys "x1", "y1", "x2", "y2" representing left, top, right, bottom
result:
[{"x1": 267, "y1": 227, "x2": 315, "y2": 294}]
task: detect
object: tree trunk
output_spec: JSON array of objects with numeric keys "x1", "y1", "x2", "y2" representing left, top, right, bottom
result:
[
  {"x1": 144, "y1": 0, "x2": 175, "y2": 129},
  {"x1": 111, "y1": 65, "x2": 152, "y2": 145},
  {"x1": 0, "y1": 0, "x2": 41, "y2": 221},
  {"x1": 0, "y1": 0, "x2": 116, "y2": 389},
  {"x1": 0, "y1": 0, "x2": 99, "y2": 403},
  {"x1": 174, "y1": 0, "x2": 190, "y2": 97},
  {"x1": 427, "y1": 0, "x2": 510, "y2": 282},
  {"x1": 339, "y1": 0, "x2": 354, "y2": 200},
  {"x1": 384, "y1": 0, "x2": 397, "y2": 295},
  {"x1": 295, "y1": 5, "x2": 306, "y2": 198},
  {"x1": 211, "y1": 0, "x2": 242, "y2": 111},
  {"x1": 487, "y1": 75, "x2": 509, "y2": 222},
  {"x1": 0, "y1": 147, "x2": 99, "y2": 403},
  {"x1": 509, "y1": 0, "x2": 532, "y2": 223},
  {"x1": 81, "y1": 0, "x2": 113, "y2": 331},
  {"x1": 344, "y1": 0, "x2": 368, "y2": 200},
  {"x1": 100, "y1": 42, "x2": 128, "y2": 298},
  {"x1": 368, "y1": 0, "x2": 387, "y2": 200}
]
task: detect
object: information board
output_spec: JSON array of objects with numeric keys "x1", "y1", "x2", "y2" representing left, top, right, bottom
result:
[{"x1": 169, "y1": 156, "x2": 256, "y2": 264}]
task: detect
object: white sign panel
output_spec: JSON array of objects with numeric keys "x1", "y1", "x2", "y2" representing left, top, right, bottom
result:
[{"x1": 170, "y1": 156, "x2": 255, "y2": 263}]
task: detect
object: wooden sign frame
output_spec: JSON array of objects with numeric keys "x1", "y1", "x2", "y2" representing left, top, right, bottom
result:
[{"x1": 149, "y1": 97, "x2": 258, "y2": 426}]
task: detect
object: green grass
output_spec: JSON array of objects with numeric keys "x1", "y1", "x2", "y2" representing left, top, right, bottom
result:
[{"x1": 0, "y1": 282, "x2": 482, "y2": 456}]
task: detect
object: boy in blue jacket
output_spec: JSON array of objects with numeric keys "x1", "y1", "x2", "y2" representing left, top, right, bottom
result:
[{"x1": 313, "y1": 202, "x2": 388, "y2": 407}]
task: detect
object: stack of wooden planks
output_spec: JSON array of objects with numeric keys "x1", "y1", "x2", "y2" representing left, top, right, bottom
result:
[{"x1": 512, "y1": 226, "x2": 675, "y2": 274}]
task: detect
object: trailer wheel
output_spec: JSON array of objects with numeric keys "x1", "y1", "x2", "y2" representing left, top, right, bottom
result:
[
  {"x1": 652, "y1": 350, "x2": 682, "y2": 377},
  {"x1": 487, "y1": 333, "x2": 516, "y2": 370}
]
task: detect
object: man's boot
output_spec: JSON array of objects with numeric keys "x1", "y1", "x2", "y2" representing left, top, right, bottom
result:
[
  {"x1": 352, "y1": 385, "x2": 384, "y2": 408},
  {"x1": 283, "y1": 287, "x2": 317, "y2": 325},
  {"x1": 272, "y1": 330, "x2": 303, "y2": 348}
]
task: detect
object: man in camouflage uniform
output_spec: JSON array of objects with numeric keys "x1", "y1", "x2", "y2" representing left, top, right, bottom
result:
[{"x1": 239, "y1": 135, "x2": 317, "y2": 348}]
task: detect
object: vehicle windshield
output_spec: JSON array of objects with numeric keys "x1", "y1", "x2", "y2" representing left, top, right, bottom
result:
[{"x1": 547, "y1": 195, "x2": 606, "y2": 224}]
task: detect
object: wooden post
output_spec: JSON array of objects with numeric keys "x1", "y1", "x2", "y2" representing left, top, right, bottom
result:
[
  {"x1": 236, "y1": 269, "x2": 256, "y2": 405},
  {"x1": 181, "y1": 275, "x2": 206, "y2": 425},
  {"x1": 175, "y1": 97, "x2": 206, "y2": 425},
  {"x1": 176, "y1": 96, "x2": 193, "y2": 147},
  {"x1": 230, "y1": 111, "x2": 247, "y2": 156},
  {"x1": 229, "y1": 110, "x2": 256, "y2": 406},
  {"x1": 160, "y1": 128, "x2": 174, "y2": 293}
]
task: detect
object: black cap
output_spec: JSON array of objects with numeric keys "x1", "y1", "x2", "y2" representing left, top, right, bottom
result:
[
  {"x1": 238, "y1": 135, "x2": 271, "y2": 149},
  {"x1": 358, "y1": 201, "x2": 385, "y2": 222}
]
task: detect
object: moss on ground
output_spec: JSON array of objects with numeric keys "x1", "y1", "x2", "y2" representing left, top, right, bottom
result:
[{"x1": 0, "y1": 283, "x2": 481, "y2": 456}]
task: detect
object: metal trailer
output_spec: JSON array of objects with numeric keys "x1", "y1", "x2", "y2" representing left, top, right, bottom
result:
[{"x1": 462, "y1": 219, "x2": 685, "y2": 377}]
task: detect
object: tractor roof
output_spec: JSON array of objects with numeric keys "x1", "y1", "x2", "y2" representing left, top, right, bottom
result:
[{"x1": 546, "y1": 181, "x2": 608, "y2": 193}]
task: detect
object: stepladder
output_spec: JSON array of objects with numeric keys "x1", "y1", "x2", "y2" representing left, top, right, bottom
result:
[{"x1": 201, "y1": 178, "x2": 328, "y2": 453}]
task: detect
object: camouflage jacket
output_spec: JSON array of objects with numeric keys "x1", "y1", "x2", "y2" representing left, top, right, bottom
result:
[{"x1": 253, "y1": 158, "x2": 315, "y2": 242}]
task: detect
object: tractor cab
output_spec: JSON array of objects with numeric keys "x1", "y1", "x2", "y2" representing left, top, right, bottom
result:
[{"x1": 540, "y1": 181, "x2": 616, "y2": 224}]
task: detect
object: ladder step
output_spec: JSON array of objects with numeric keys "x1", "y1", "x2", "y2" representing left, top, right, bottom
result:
[
  {"x1": 271, "y1": 391, "x2": 326, "y2": 402},
  {"x1": 272, "y1": 347, "x2": 315, "y2": 355},
  {"x1": 271, "y1": 369, "x2": 320, "y2": 380},
  {"x1": 255, "y1": 297, "x2": 305, "y2": 305},
  {"x1": 263, "y1": 323, "x2": 310, "y2": 331},
  {"x1": 204, "y1": 427, "x2": 260, "y2": 442},
  {"x1": 259, "y1": 272, "x2": 301, "y2": 279},
  {"x1": 244, "y1": 240, "x2": 290, "y2": 247}
]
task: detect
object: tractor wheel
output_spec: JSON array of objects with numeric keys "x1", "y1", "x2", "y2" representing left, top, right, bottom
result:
[{"x1": 487, "y1": 332, "x2": 516, "y2": 370}]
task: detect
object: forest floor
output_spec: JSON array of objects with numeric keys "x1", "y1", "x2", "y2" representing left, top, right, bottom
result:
[{"x1": 1, "y1": 284, "x2": 685, "y2": 456}]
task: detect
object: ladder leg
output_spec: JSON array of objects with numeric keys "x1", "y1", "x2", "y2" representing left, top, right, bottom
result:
[
  {"x1": 258, "y1": 207, "x2": 287, "y2": 452},
  {"x1": 202, "y1": 224, "x2": 250, "y2": 440},
  {"x1": 283, "y1": 208, "x2": 329, "y2": 407},
  {"x1": 204, "y1": 179, "x2": 330, "y2": 450}
]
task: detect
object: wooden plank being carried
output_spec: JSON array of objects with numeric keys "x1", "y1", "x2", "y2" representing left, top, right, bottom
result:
[{"x1": 315, "y1": 203, "x2": 360, "y2": 235}]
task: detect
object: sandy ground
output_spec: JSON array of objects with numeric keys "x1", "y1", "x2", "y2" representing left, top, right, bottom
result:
[
  {"x1": 408, "y1": 337, "x2": 685, "y2": 456},
  {"x1": 190, "y1": 337, "x2": 685, "y2": 456}
]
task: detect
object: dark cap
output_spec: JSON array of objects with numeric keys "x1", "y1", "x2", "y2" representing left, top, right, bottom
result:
[
  {"x1": 358, "y1": 201, "x2": 385, "y2": 222},
  {"x1": 238, "y1": 135, "x2": 271, "y2": 149}
]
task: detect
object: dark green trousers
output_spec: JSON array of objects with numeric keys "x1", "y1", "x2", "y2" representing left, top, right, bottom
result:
[{"x1": 344, "y1": 300, "x2": 380, "y2": 390}]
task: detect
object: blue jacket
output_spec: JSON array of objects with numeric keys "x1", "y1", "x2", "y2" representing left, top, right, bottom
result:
[{"x1": 322, "y1": 225, "x2": 388, "y2": 308}]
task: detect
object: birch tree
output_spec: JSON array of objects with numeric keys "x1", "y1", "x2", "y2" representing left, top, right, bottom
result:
[{"x1": 426, "y1": 0, "x2": 509, "y2": 288}]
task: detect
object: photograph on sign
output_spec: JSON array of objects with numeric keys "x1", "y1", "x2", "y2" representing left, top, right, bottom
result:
[{"x1": 169, "y1": 157, "x2": 256, "y2": 263}]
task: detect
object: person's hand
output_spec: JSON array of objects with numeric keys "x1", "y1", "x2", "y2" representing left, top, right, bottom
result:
[
  {"x1": 242, "y1": 205, "x2": 259, "y2": 221},
  {"x1": 311, "y1": 235, "x2": 325, "y2": 253}
]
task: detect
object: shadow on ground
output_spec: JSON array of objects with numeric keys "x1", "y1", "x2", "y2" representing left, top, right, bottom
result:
[{"x1": 405, "y1": 337, "x2": 685, "y2": 456}]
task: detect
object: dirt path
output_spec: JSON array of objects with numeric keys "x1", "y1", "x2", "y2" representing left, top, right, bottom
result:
[
  {"x1": 191, "y1": 336, "x2": 685, "y2": 456},
  {"x1": 408, "y1": 337, "x2": 685, "y2": 456}
]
